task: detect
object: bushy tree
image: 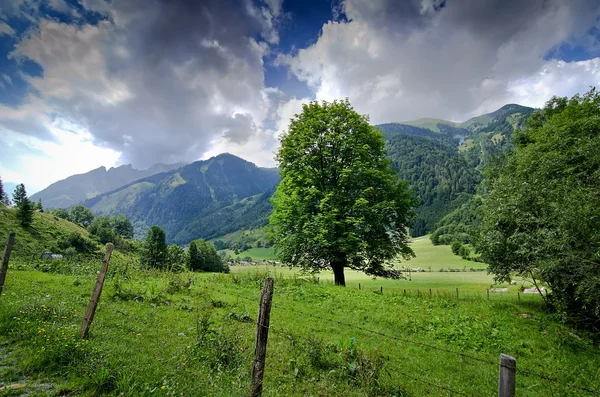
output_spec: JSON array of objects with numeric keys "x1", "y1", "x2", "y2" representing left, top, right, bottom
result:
[
  {"x1": 51, "y1": 208, "x2": 71, "y2": 220},
  {"x1": 13, "y1": 184, "x2": 34, "y2": 227},
  {"x1": 451, "y1": 241, "x2": 461, "y2": 255},
  {"x1": 143, "y1": 226, "x2": 168, "y2": 269},
  {"x1": 88, "y1": 216, "x2": 117, "y2": 244},
  {"x1": 187, "y1": 239, "x2": 226, "y2": 272},
  {"x1": 270, "y1": 99, "x2": 417, "y2": 286},
  {"x1": 476, "y1": 89, "x2": 600, "y2": 330},
  {"x1": 168, "y1": 244, "x2": 186, "y2": 271},
  {"x1": 112, "y1": 214, "x2": 134, "y2": 239},
  {"x1": 69, "y1": 205, "x2": 94, "y2": 227}
]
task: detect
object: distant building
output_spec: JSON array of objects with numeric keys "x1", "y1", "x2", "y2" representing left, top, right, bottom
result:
[{"x1": 40, "y1": 252, "x2": 63, "y2": 260}]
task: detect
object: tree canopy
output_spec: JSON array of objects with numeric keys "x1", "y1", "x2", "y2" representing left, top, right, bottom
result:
[
  {"x1": 270, "y1": 99, "x2": 416, "y2": 286},
  {"x1": 143, "y1": 225, "x2": 168, "y2": 269},
  {"x1": 69, "y1": 205, "x2": 95, "y2": 228},
  {"x1": 187, "y1": 239, "x2": 226, "y2": 272},
  {"x1": 475, "y1": 89, "x2": 600, "y2": 330}
]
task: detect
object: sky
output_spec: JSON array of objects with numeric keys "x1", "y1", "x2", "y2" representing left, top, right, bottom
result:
[{"x1": 1, "y1": 0, "x2": 600, "y2": 195}]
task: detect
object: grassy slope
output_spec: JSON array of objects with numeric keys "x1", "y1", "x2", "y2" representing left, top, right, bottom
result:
[
  {"x1": 0, "y1": 205, "x2": 138, "y2": 272},
  {"x1": 0, "y1": 269, "x2": 597, "y2": 396},
  {"x1": 0, "y1": 206, "x2": 90, "y2": 260}
]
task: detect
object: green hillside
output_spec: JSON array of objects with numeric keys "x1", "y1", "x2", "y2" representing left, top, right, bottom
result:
[
  {"x1": 377, "y1": 103, "x2": 534, "y2": 237},
  {"x1": 0, "y1": 206, "x2": 136, "y2": 268}
]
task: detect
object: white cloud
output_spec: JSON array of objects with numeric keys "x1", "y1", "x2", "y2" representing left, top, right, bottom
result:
[
  {"x1": 0, "y1": 124, "x2": 120, "y2": 194},
  {"x1": 279, "y1": 0, "x2": 600, "y2": 123}
]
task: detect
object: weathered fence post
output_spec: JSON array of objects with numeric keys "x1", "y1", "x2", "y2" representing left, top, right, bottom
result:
[
  {"x1": 429, "y1": 288, "x2": 432, "y2": 297},
  {"x1": 498, "y1": 354, "x2": 516, "y2": 397},
  {"x1": 517, "y1": 292, "x2": 520, "y2": 304},
  {"x1": 456, "y1": 287, "x2": 459, "y2": 299},
  {"x1": 487, "y1": 289, "x2": 490, "y2": 300},
  {"x1": 79, "y1": 244, "x2": 114, "y2": 339},
  {"x1": 380, "y1": 286, "x2": 383, "y2": 294},
  {"x1": 0, "y1": 232, "x2": 16, "y2": 298},
  {"x1": 251, "y1": 277, "x2": 274, "y2": 397},
  {"x1": 358, "y1": 283, "x2": 361, "y2": 290}
]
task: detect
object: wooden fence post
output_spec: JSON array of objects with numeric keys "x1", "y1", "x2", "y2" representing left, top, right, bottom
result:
[
  {"x1": 251, "y1": 277, "x2": 274, "y2": 397},
  {"x1": 0, "y1": 232, "x2": 16, "y2": 298},
  {"x1": 358, "y1": 283, "x2": 361, "y2": 290},
  {"x1": 380, "y1": 286, "x2": 383, "y2": 294},
  {"x1": 456, "y1": 288, "x2": 459, "y2": 299},
  {"x1": 487, "y1": 289, "x2": 490, "y2": 300},
  {"x1": 517, "y1": 292, "x2": 520, "y2": 304},
  {"x1": 79, "y1": 244, "x2": 114, "y2": 339},
  {"x1": 498, "y1": 354, "x2": 516, "y2": 397}
]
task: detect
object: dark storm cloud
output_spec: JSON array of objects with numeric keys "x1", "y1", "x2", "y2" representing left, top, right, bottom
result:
[{"x1": 7, "y1": 0, "x2": 280, "y2": 168}]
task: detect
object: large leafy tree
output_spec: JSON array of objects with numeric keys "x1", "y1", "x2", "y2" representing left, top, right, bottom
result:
[
  {"x1": 13, "y1": 184, "x2": 34, "y2": 227},
  {"x1": 270, "y1": 99, "x2": 416, "y2": 286},
  {"x1": 143, "y1": 226, "x2": 168, "y2": 269},
  {"x1": 476, "y1": 89, "x2": 600, "y2": 330}
]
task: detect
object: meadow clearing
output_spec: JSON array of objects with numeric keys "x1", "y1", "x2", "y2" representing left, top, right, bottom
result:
[{"x1": 1, "y1": 236, "x2": 597, "y2": 396}]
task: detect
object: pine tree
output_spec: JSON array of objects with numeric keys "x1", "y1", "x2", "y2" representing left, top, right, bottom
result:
[
  {"x1": 13, "y1": 184, "x2": 34, "y2": 227},
  {"x1": 12, "y1": 184, "x2": 26, "y2": 207},
  {"x1": 0, "y1": 175, "x2": 8, "y2": 205}
]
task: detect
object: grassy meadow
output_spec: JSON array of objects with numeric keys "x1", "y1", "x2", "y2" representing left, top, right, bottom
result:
[
  {"x1": 0, "y1": 217, "x2": 597, "y2": 396},
  {"x1": 1, "y1": 268, "x2": 599, "y2": 396}
]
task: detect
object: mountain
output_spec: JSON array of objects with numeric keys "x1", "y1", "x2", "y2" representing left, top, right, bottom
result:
[
  {"x1": 377, "y1": 103, "x2": 535, "y2": 236},
  {"x1": 30, "y1": 162, "x2": 185, "y2": 209},
  {"x1": 83, "y1": 153, "x2": 279, "y2": 245}
]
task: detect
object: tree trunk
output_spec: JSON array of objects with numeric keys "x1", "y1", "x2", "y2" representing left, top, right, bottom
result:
[{"x1": 332, "y1": 261, "x2": 346, "y2": 286}]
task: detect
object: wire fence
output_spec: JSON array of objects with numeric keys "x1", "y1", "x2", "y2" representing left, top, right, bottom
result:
[{"x1": 3, "y1": 269, "x2": 599, "y2": 396}]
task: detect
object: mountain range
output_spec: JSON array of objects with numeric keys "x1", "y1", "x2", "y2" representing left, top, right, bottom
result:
[
  {"x1": 30, "y1": 162, "x2": 184, "y2": 209},
  {"x1": 31, "y1": 103, "x2": 535, "y2": 245}
]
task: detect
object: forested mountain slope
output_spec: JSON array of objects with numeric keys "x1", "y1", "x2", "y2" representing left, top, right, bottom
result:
[
  {"x1": 377, "y1": 103, "x2": 534, "y2": 237},
  {"x1": 30, "y1": 162, "x2": 184, "y2": 209},
  {"x1": 83, "y1": 153, "x2": 279, "y2": 244}
]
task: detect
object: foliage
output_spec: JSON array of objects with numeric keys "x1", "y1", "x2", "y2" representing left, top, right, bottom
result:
[
  {"x1": 167, "y1": 244, "x2": 186, "y2": 271},
  {"x1": 430, "y1": 195, "x2": 483, "y2": 245},
  {"x1": 112, "y1": 214, "x2": 134, "y2": 239},
  {"x1": 187, "y1": 239, "x2": 227, "y2": 273},
  {"x1": 270, "y1": 99, "x2": 417, "y2": 286},
  {"x1": 51, "y1": 208, "x2": 70, "y2": 220},
  {"x1": 0, "y1": 175, "x2": 9, "y2": 205},
  {"x1": 384, "y1": 134, "x2": 479, "y2": 236},
  {"x1": 476, "y1": 89, "x2": 600, "y2": 330},
  {"x1": 69, "y1": 205, "x2": 95, "y2": 227},
  {"x1": 142, "y1": 225, "x2": 168, "y2": 270},
  {"x1": 88, "y1": 216, "x2": 117, "y2": 245}
]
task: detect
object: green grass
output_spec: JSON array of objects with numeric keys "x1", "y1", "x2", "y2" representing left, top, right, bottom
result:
[
  {"x1": 224, "y1": 235, "x2": 486, "y2": 271},
  {"x1": 0, "y1": 206, "x2": 90, "y2": 260},
  {"x1": 1, "y1": 269, "x2": 598, "y2": 396}
]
